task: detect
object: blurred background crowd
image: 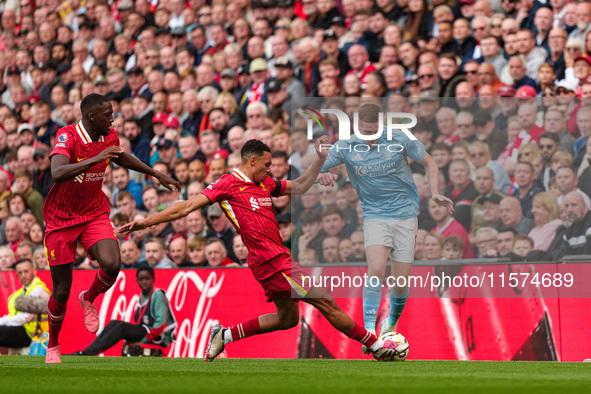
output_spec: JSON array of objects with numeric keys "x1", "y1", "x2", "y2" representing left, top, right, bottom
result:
[{"x1": 1, "y1": 0, "x2": 591, "y2": 270}]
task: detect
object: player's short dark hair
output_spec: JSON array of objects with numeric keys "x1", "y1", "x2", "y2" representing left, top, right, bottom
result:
[
  {"x1": 358, "y1": 103, "x2": 382, "y2": 122},
  {"x1": 80, "y1": 93, "x2": 110, "y2": 114},
  {"x1": 137, "y1": 266, "x2": 155, "y2": 279},
  {"x1": 241, "y1": 139, "x2": 271, "y2": 160}
]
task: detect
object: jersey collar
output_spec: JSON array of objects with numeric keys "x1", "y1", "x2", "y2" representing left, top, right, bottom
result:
[
  {"x1": 77, "y1": 121, "x2": 105, "y2": 144},
  {"x1": 232, "y1": 169, "x2": 252, "y2": 183}
]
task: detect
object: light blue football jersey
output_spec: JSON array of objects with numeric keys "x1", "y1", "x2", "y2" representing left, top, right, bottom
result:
[{"x1": 320, "y1": 129, "x2": 426, "y2": 221}]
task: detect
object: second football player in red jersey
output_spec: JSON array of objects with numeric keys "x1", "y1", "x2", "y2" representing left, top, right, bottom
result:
[
  {"x1": 44, "y1": 94, "x2": 180, "y2": 363},
  {"x1": 120, "y1": 138, "x2": 408, "y2": 361}
]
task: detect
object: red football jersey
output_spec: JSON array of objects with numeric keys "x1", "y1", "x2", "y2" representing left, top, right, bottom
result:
[
  {"x1": 201, "y1": 169, "x2": 288, "y2": 268},
  {"x1": 43, "y1": 121, "x2": 119, "y2": 235}
]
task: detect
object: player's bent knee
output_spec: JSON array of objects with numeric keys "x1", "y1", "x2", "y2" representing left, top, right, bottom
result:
[
  {"x1": 310, "y1": 296, "x2": 339, "y2": 313},
  {"x1": 278, "y1": 307, "x2": 299, "y2": 329},
  {"x1": 52, "y1": 290, "x2": 70, "y2": 304},
  {"x1": 279, "y1": 314, "x2": 299, "y2": 330},
  {"x1": 101, "y1": 261, "x2": 121, "y2": 276},
  {"x1": 367, "y1": 267, "x2": 386, "y2": 281}
]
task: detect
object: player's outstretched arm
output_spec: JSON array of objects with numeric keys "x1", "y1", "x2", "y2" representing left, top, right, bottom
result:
[
  {"x1": 286, "y1": 136, "x2": 331, "y2": 195},
  {"x1": 51, "y1": 146, "x2": 123, "y2": 182},
  {"x1": 113, "y1": 152, "x2": 181, "y2": 192},
  {"x1": 118, "y1": 194, "x2": 212, "y2": 234},
  {"x1": 420, "y1": 152, "x2": 454, "y2": 213}
]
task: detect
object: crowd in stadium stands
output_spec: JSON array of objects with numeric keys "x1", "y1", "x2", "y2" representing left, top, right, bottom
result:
[{"x1": 4, "y1": 0, "x2": 591, "y2": 270}]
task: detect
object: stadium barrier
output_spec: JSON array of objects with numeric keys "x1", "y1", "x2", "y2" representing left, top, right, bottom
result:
[{"x1": 1, "y1": 262, "x2": 589, "y2": 361}]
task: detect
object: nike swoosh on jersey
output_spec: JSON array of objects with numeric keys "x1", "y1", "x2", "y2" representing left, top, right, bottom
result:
[{"x1": 239, "y1": 186, "x2": 248, "y2": 191}]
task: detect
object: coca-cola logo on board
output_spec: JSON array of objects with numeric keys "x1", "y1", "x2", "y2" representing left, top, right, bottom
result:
[{"x1": 99, "y1": 270, "x2": 225, "y2": 358}]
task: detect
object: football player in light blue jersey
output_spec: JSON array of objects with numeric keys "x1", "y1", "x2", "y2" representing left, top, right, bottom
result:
[{"x1": 318, "y1": 104, "x2": 454, "y2": 338}]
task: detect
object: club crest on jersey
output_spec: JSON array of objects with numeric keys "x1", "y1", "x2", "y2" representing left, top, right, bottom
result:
[{"x1": 58, "y1": 133, "x2": 67, "y2": 142}]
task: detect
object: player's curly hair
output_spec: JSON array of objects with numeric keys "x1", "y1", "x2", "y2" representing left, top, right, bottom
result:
[
  {"x1": 241, "y1": 139, "x2": 271, "y2": 160},
  {"x1": 80, "y1": 93, "x2": 110, "y2": 114}
]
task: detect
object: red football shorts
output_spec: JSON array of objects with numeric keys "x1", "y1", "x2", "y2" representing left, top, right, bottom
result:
[
  {"x1": 44, "y1": 216, "x2": 117, "y2": 266},
  {"x1": 250, "y1": 253, "x2": 313, "y2": 302}
]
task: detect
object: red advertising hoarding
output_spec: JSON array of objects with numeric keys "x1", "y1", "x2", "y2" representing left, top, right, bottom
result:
[{"x1": 1, "y1": 266, "x2": 589, "y2": 361}]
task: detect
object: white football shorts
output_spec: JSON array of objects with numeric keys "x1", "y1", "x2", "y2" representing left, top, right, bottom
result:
[{"x1": 363, "y1": 217, "x2": 418, "y2": 264}]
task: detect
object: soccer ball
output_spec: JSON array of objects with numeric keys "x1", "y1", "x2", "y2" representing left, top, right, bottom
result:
[{"x1": 374, "y1": 332, "x2": 409, "y2": 362}]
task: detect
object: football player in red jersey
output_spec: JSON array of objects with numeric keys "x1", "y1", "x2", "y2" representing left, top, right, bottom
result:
[
  {"x1": 44, "y1": 94, "x2": 180, "y2": 364},
  {"x1": 120, "y1": 138, "x2": 408, "y2": 361}
]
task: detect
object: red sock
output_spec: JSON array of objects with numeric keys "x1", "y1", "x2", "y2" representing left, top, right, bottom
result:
[
  {"x1": 346, "y1": 322, "x2": 378, "y2": 348},
  {"x1": 47, "y1": 296, "x2": 67, "y2": 348},
  {"x1": 229, "y1": 318, "x2": 262, "y2": 341},
  {"x1": 84, "y1": 269, "x2": 118, "y2": 302}
]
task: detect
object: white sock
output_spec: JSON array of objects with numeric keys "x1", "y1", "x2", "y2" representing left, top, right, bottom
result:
[{"x1": 223, "y1": 328, "x2": 233, "y2": 344}]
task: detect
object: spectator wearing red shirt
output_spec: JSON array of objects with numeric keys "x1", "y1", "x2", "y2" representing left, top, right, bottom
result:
[{"x1": 346, "y1": 44, "x2": 376, "y2": 90}]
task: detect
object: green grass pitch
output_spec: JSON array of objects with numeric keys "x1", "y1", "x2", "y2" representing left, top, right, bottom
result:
[{"x1": 1, "y1": 356, "x2": 590, "y2": 393}]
